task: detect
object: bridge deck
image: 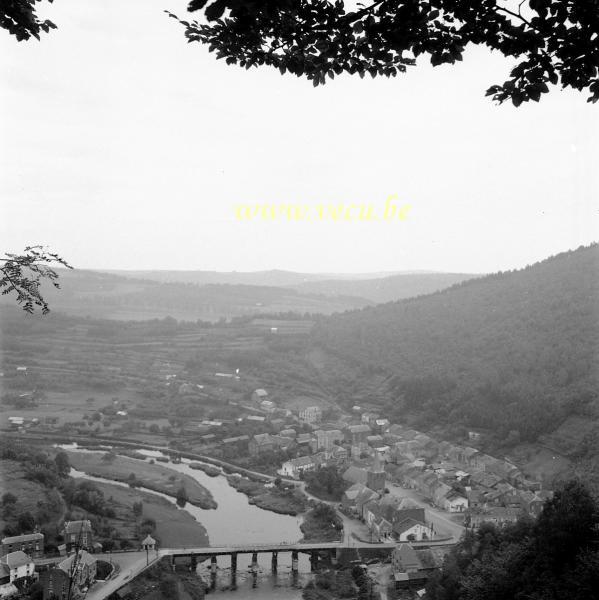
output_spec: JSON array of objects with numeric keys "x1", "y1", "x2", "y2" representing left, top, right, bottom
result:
[{"x1": 161, "y1": 539, "x2": 453, "y2": 557}]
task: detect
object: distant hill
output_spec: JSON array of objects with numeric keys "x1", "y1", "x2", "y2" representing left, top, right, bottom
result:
[
  {"x1": 312, "y1": 245, "x2": 599, "y2": 450},
  {"x1": 4, "y1": 269, "x2": 372, "y2": 321},
  {"x1": 103, "y1": 269, "x2": 402, "y2": 288},
  {"x1": 292, "y1": 272, "x2": 478, "y2": 303}
]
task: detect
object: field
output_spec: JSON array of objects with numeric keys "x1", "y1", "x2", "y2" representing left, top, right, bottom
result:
[
  {"x1": 65, "y1": 451, "x2": 217, "y2": 509},
  {"x1": 0, "y1": 306, "x2": 341, "y2": 438}
]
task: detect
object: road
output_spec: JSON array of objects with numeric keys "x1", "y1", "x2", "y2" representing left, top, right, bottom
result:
[{"x1": 85, "y1": 551, "x2": 159, "y2": 600}]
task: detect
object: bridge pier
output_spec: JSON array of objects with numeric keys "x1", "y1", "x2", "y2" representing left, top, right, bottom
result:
[
  {"x1": 271, "y1": 551, "x2": 278, "y2": 573},
  {"x1": 230, "y1": 553, "x2": 237, "y2": 574},
  {"x1": 251, "y1": 552, "x2": 259, "y2": 573},
  {"x1": 171, "y1": 555, "x2": 176, "y2": 571},
  {"x1": 310, "y1": 550, "x2": 319, "y2": 572},
  {"x1": 291, "y1": 550, "x2": 298, "y2": 574},
  {"x1": 330, "y1": 549, "x2": 338, "y2": 566},
  {"x1": 190, "y1": 555, "x2": 197, "y2": 572},
  {"x1": 210, "y1": 556, "x2": 217, "y2": 590}
]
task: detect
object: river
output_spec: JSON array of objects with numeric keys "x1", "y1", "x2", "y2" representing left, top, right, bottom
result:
[{"x1": 62, "y1": 445, "x2": 313, "y2": 598}]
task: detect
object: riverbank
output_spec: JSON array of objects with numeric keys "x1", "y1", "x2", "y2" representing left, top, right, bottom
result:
[
  {"x1": 65, "y1": 450, "x2": 217, "y2": 509},
  {"x1": 226, "y1": 475, "x2": 307, "y2": 515}
]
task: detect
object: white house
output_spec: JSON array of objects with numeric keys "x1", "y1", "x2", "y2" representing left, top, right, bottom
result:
[
  {"x1": 280, "y1": 456, "x2": 317, "y2": 478},
  {"x1": 299, "y1": 406, "x2": 322, "y2": 424},
  {"x1": 444, "y1": 490, "x2": 469, "y2": 512},
  {"x1": 393, "y1": 519, "x2": 434, "y2": 542},
  {"x1": 0, "y1": 551, "x2": 35, "y2": 582}
]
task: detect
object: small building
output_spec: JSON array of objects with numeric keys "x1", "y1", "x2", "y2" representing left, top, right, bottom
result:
[
  {"x1": 1, "y1": 532, "x2": 44, "y2": 559},
  {"x1": 280, "y1": 455, "x2": 318, "y2": 479},
  {"x1": 312, "y1": 429, "x2": 344, "y2": 451},
  {"x1": 0, "y1": 551, "x2": 35, "y2": 583},
  {"x1": 141, "y1": 535, "x2": 156, "y2": 552},
  {"x1": 41, "y1": 550, "x2": 96, "y2": 600},
  {"x1": 344, "y1": 424, "x2": 371, "y2": 446},
  {"x1": 392, "y1": 543, "x2": 422, "y2": 573},
  {"x1": 299, "y1": 406, "x2": 322, "y2": 424},
  {"x1": 393, "y1": 518, "x2": 434, "y2": 542},
  {"x1": 252, "y1": 389, "x2": 268, "y2": 403},
  {"x1": 246, "y1": 415, "x2": 266, "y2": 423},
  {"x1": 341, "y1": 483, "x2": 378, "y2": 517},
  {"x1": 392, "y1": 544, "x2": 429, "y2": 590},
  {"x1": 280, "y1": 428, "x2": 297, "y2": 439},
  {"x1": 443, "y1": 490, "x2": 469, "y2": 512},
  {"x1": 63, "y1": 520, "x2": 93, "y2": 552},
  {"x1": 249, "y1": 433, "x2": 275, "y2": 456}
]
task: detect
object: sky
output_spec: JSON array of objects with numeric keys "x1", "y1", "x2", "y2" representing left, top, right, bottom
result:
[{"x1": 1, "y1": 0, "x2": 597, "y2": 275}]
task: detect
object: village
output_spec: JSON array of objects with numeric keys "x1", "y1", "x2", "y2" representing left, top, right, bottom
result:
[
  {"x1": 239, "y1": 389, "x2": 553, "y2": 541},
  {"x1": 0, "y1": 380, "x2": 556, "y2": 600}
]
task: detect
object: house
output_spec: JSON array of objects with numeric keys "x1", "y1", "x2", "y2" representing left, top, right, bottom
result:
[
  {"x1": 0, "y1": 564, "x2": 9, "y2": 585},
  {"x1": 392, "y1": 543, "x2": 422, "y2": 573},
  {"x1": 296, "y1": 433, "x2": 313, "y2": 446},
  {"x1": 393, "y1": 518, "x2": 434, "y2": 542},
  {"x1": 463, "y1": 447, "x2": 483, "y2": 469},
  {"x1": 342, "y1": 466, "x2": 369, "y2": 486},
  {"x1": 63, "y1": 520, "x2": 93, "y2": 552},
  {"x1": 355, "y1": 487, "x2": 381, "y2": 519},
  {"x1": 324, "y1": 445, "x2": 348, "y2": 464},
  {"x1": 0, "y1": 552, "x2": 35, "y2": 583},
  {"x1": 443, "y1": 490, "x2": 469, "y2": 512},
  {"x1": 252, "y1": 389, "x2": 268, "y2": 403},
  {"x1": 344, "y1": 424, "x2": 371, "y2": 445},
  {"x1": 312, "y1": 429, "x2": 344, "y2": 451},
  {"x1": 280, "y1": 428, "x2": 297, "y2": 438},
  {"x1": 271, "y1": 435, "x2": 295, "y2": 451},
  {"x1": 222, "y1": 435, "x2": 250, "y2": 446},
  {"x1": 2, "y1": 532, "x2": 44, "y2": 558},
  {"x1": 299, "y1": 406, "x2": 322, "y2": 424},
  {"x1": 341, "y1": 483, "x2": 378, "y2": 516},
  {"x1": 374, "y1": 418, "x2": 390, "y2": 432},
  {"x1": 280, "y1": 456, "x2": 317, "y2": 479},
  {"x1": 41, "y1": 550, "x2": 97, "y2": 600},
  {"x1": 431, "y1": 481, "x2": 452, "y2": 508},
  {"x1": 366, "y1": 435, "x2": 384, "y2": 448},
  {"x1": 470, "y1": 507, "x2": 521, "y2": 528},
  {"x1": 249, "y1": 433, "x2": 275, "y2": 456},
  {"x1": 361, "y1": 412, "x2": 380, "y2": 425}
]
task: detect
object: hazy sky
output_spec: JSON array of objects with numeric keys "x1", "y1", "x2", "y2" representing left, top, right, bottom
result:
[{"x1": 1, "y1": 0, "x2": 597, "y2": 274}]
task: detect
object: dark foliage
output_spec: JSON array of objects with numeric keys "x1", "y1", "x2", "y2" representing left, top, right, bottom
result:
[
  {"x1": 0, "y1": 0, "x2": 55, "y2": 41},
  {"x1": 426, "y1": 480, "x2": 599, "y2": 600},
  {"x1": 4, "y1": 2, "x2": 598, "y2": 105},
  {"x1": 169, "y1": 0, "x2": 599, "y2": 105},
  {"x1": 0, "y1": 246, "x2": 72, "y2": 314},
  {"x1": 304, "y1": 465, "x2": 350, "y2": 501}
]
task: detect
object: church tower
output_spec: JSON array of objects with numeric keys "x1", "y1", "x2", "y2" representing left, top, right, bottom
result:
[{"x1": 367, "y1": 451, "x2": 386, "y2": 491}]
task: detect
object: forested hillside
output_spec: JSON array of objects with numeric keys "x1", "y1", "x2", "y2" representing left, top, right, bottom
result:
[
  {"x1": 313, "y1": 245, "x2": 599, "y2": 446},
  {"x1": 292, "y1": 271, "x2": 478, "y2": 303}
]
